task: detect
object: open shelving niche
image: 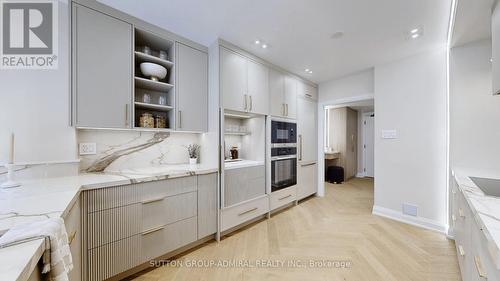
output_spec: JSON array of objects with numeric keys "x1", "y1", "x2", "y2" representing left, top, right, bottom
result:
[
  {"x1": 133, "y1": 28, "x2": 175, "y2": 130},
  {"x1": 223, "y1": 110, "x2": 265, "y2": 162}
]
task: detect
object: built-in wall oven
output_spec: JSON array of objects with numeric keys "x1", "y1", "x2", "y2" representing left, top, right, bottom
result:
[{"x1": 271, "y1": 120, "x2": 297, "y2": 192}]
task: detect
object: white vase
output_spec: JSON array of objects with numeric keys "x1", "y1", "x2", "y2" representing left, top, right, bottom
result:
[{"x1": 189, "y1": 158, "x2": 197, "y2": 165}]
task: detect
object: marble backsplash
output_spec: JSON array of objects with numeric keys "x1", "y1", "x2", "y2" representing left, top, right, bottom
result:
[{"x1": 77, "y1": 130, "x2": 201, "y2": 172}]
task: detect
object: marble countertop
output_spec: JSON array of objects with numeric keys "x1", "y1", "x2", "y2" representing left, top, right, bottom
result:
[
  {"x1": 224, "y1": 159, "x2": 264, "y2": 170},
  {"x1": 453, "y1": 168, "x2": 500, "y2": 269},
  {"x1": 0, "y1": 164, "x2": 218, "y2": 281}
]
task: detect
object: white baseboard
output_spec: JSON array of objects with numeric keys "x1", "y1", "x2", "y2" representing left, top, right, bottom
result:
[
  {"x1": 372, "y1": 205, "x2": 448, "y2": 234},
  {"x1": 356, "y1": 172, "x2": 365, "y2": 178}
]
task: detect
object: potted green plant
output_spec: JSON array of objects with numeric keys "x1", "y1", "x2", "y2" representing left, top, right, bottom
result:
[{"x1": 187, "y1": 144, "x2": 200, "y2": 165}]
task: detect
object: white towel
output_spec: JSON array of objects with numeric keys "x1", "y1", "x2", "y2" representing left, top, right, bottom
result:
[{"x1": 0, "y1": 217, "x2": 73, "y2": 281}]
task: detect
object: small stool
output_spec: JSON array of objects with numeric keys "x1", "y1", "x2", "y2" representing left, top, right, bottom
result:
[{"x1": 327, "y1": 166, "x2": 344, "y2": 184}]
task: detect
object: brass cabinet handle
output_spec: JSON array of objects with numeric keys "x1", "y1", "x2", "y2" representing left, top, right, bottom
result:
[
  {"x1": 459, "y1": 208, "x2": 465, "y2": 218},
  {"x1": 301, "y1": 162, "x2": 316, "y2": 167},
  {"x1": 458, "y1": 245, "x2": 465, "y2": 256},
  {"x1": 238, "y1": 207, "x2": 258, "y2": 216},
  {"x1": 141, "y1": 226, "x2": 165, "y2": 236},
  {"x1": 286, "y1": 104, "x2": 289, "y2": 116},
  {"x1": 474, "y1": 256, "x2": 487, "y2": 278},
  {"x1": 141, "y1": 197, "x2": 164, "y2": 204},
  {"x1": 452, "y1": 214, "x2": 456, "y2": 222},
  {"x1": 279, "y1": 194, "x2": 292, "y2": 201},
  {"x1": 249, "y1": 95, "x2": 253, "y2": 111},
  {"x1": 298, "y1": 135, "x2": 303, "y2": 161},
  {"x1": 68, "y1": 231, "x2": 77, "y2": 245},
  {"x1": 282, "y1": 103, "x2": 285, "y2": 116},
  {"x1": 244, "y1": 94, "x2": 248, "y2": 111}
]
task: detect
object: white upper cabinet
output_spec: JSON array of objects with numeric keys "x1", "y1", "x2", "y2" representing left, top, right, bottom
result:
[
  {"x1": 493, "y1": 3, "x2": 500, "y2": 95},
  {"x1": 297, "y1": 80, "x2": 318, "y2": 101},
  {"x1": 73, "y1": 4, "x2": 133, "y2": 128},
  {"x1": 221, "y1": 47, "x2": 269, "y2": 114},
  {"x1": 221, "y1": 48, "x2": 247, "y2": 112},
  {"x1": 247, "y1": 59, "x2": 269, "y2": 115},
  {"x1": 270, "y1": 70, "x2": 297, "y2": 119},
  {"x1": 176, "y1": 43, "x2": 208, "y2": 132},
  {"x1": 269, "y1": 69, "x2": 285, "y2": 117},
  {"x1": 284, "y1": 76, "x2": 297, "y2": 119}
]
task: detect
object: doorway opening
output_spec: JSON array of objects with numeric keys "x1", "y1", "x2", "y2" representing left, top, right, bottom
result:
[{"x1": 322, "y1": 98, "x2": 374, "y2": 187}]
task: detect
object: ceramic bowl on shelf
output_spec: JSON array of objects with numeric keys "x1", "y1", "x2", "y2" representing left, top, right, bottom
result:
[{"x1": 140, "y1": 62, "x2": 167, "y2": 81}]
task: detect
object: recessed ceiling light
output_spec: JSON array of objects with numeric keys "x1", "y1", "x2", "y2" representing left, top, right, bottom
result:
[
  {"x1": 330, "y1": 31, "x2": 344, "y2": 39},
  {"x1": 261, "y1": 44, "x2": 268, "y2": 49},
  {"x1": 308, "y1": 71, "x2": 313, "y2": 74},
  {"x1": 254, "y1": 40, "x2": 261, "y2": 45},
  {"x1": 411, "y1": 33, "x2": 420, "y2": 39},
  {"x1": 305, "y1": 68, "x2": 310, "y2": 72},
  {"x1": 410, "y1": 28, "x2": 419, "y2": 34}
]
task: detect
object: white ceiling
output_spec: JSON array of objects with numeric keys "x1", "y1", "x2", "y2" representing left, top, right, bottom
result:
[
  {"x1": 451, "y1": 0, "x2": 495, "y2": 47},
  {"x1": 98, "y1": 0, "x2": 452, "y2": 83}
]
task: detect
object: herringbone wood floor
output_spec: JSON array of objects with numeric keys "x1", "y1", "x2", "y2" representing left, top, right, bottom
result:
[{"x1": 131, "y1": 178, "x2": 461, "y2": 281}]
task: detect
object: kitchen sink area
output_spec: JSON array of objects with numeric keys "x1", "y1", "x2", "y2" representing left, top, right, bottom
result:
[{"x1": 470, "y1": 177, "x2": 500, "y2": 197}]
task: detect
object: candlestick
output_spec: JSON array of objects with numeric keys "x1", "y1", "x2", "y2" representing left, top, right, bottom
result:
[
  {"x1": 8, "y1": 133, "x2": 14, "y2": 164},
  {"x1": 1, "y1": 163, "x2": 20, "y2": 188}
]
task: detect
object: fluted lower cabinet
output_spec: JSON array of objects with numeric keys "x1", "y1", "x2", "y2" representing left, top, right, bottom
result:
[
  {"x1": 176, "y1": 43, "x2": 208, "y2": 131},
  {"x1": 73, "y1": 4, "x2": 133, "y2": 128}
]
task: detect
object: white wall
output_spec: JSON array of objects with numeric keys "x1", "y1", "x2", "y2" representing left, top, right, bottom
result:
[
  {"x1": 319, "y1": 68, "x2": 374, "y2": 102},
  {"x1": 450, "y1": 39, "x2": 500, "y2": 172},
  {"x1": 0, "y1": 0, "x2": 77, "y2": 164},
  {"x1": 373, "y1": 48, "x2": 448, "y2": 231}
]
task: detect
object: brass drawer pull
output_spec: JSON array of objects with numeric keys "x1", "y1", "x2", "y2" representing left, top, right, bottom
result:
[
  {"x1": 68, "y1": 231, "x2": 77, "y2": 245},
  {"x1": 458, "y1": 245, "x2": 465, "y2": 256},
  {"x1": 141, "y1": 226, "x2": 165, "y2": 236},
  {"x1": 452, "y1": 215, "x2": 456, "y2": 222},
  {"x1": 238, "y1": 207, "x2": 258, "y2": 216},
  {"x1": 474, "y1": 256, "x2": 487, "y2": 278},
  {"x1": 459, "y1": 208, "x2": 465, "y2": 218},
  {"x1": 279, "y1": 194, "x2": 292, "y2": 201},
  {"x1": 141, "y1": 197, "x2": 164, "y2": 204}
]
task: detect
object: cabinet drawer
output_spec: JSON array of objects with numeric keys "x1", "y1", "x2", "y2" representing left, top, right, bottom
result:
[
  {"x1": 88, "y1": 203, "x2": 141, "y2": 249},
  {"x1": 141, "y1": 176, "x2": 197, "y2": 202},
  {"x1": 141, "y1": 216, "x2": 197, "y2": 261},
  {"x1": 270, "y1": 186, "x2": 296, "y2": 211},
  {"x1": 142, "y1": 191, "x2": 197, "y2": 231},
  {"x1": 471, "y1": 224, "x2": 500, "y2": 280},
  {"x1": 88, "y1": 235, "x2": 141, "y2": 281},
  {"x1": 221, "y1": 196, "x2": 269, "y2": 231},
  {"x1": 224, "y1": 165, "x2": 266, "y2": 207}
]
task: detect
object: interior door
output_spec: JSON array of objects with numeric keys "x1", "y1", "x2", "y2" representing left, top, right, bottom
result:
[
  {"x1": 176, "y1": 43, "x2": 208, "y2": 131},
  {"x1": 269, "y1": 69, "x2": 285, "y2": 117},
  {"x1": 284, "y1": 76, "x2": 297, "y2": 118},
  {"x1": 74, "y1": 4, "x2": 132, "y2": 128},
  {"x1": 221, "y1": 48, "x2": 247, "y2": 112},
  {"x1": 298, "y1": 96, "x2": 317, "y2": 162},
  {"x1": 364, "y1": 114, "x2": 375, "y2": 177},
  {"x1": 247, "y1": 59, "x2": 269, "y2": 115}
]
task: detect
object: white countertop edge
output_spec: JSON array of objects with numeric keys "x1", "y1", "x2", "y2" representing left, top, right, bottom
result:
[
  {"x1": 452, "y1": 169, "x2": 500, "y2": 269},
  {"x1": 224, "y1": 161, "x2": 265, "y2": 170}
]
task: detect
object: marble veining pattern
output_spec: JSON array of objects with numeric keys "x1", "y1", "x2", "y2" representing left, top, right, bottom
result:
[{"x1": 453, "y1": 169, "x2": 500, "y2": 269}]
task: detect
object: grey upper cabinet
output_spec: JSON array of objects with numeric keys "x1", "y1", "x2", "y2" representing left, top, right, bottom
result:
[
  {"x1": 73, "y1": 4, "x2": 133, "y2": 128},
  {"x1": 221, "y1": 48, "x2": 247, "y2": 112},
  {"x1": 176, "y1": 43, "x2": 208, "y2": 131},
  {"x1": 493, "y1": 3, "x2": 500, "y2": 95},
  {"x1": 269, "y1": 69, "x2": 296, "y2": 119},
  {"x1": 221, "y1": 47, "x2": 269, "y2": 114},
  {"x1": 269, "y1": 68, "x2": 285, "y2": 117},
  {"x1": 247, "y1": 59, "x2": 269, "y2": 115},
  {"x1": 283, "y1": 76, "x2": 297, "y2": 119},
  {"x1": 297, "y1": 95, "x2": 317, "y2": 163}
]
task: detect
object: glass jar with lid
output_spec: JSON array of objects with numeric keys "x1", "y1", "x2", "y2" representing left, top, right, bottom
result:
[{"x1": 139, "y1": 113, "x2": 154, "y2": 128}]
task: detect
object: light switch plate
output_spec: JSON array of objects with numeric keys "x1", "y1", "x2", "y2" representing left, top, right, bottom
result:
[
  {"x1": 381, "y1": 129, "x2": 397, "y2": 139},
  {"x1": 79, "y1": 143, "x2": 97, "y2": 155}
]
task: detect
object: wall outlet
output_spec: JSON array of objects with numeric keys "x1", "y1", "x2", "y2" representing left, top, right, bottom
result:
[
  {"x1": 381, "y1": 129, "x2": 398, "y2": 139},
  {"x1": 79, "y1": 143, "x2": 97, "y2": 155},
  {"x1": 402, "y1": 203, "x2": 418, "y2": 216}
]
